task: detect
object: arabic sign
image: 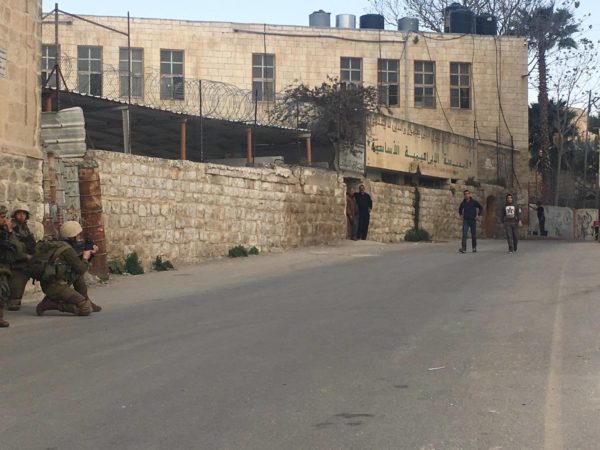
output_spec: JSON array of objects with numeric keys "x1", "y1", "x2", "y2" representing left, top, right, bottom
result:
[
  {"x1": 0, "y1": 48, "x2": 6, "y2": 78},
  {"x1": 366, "y1": 114, "x2": 477, "y2": 180},
  {"x1": 338, "y1": 142, "x2": 365, "y2": 174}
]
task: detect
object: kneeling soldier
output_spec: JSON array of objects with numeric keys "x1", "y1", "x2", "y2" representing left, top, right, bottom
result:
[
  {"x1": 35, "y1": 221, "x2": 100, "y2": 316},
  {"x1": 8, "y1": 204, "x2": 36, "y2": 311}
]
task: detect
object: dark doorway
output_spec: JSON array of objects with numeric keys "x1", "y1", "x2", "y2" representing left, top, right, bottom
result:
[{"x1": 484, "y1": 195, "x2": 497, "y2": 238}]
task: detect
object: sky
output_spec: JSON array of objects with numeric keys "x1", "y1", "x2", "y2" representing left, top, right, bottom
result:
[{"x1": 43, "y1": 0, "x2": 599, "y2": 108}]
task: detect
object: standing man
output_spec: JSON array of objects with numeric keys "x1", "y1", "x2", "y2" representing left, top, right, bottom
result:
[
  {"x1": 533, "y1": 201, "x2": 546, "y2": 236},
  {"x1": 502, "y1": 193, "x2": 521, "y2": 253},
  {"x1": 346, "y1": 188, "x2": 359, "y2": 240},
  {"x1": 0, "y1": 205, "x2": 28, "y2": 328},
  {"x1": 354, "y1": 184, "x2": 373, "y2": 240},
  {"x1": 35, "y1": 221, "x2": 99, "y2": 316},
  {"x1": 7, "y1": 204, "x2": 36, "y2": 311},
  {"x1": 458, "y1": 189, "x2": 483, "y2": 253}
]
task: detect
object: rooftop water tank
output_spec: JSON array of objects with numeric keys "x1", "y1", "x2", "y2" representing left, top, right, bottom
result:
[
  {"x1": 398, "y1": 17, "x2": 419, "y2": 32},
  {"x1": 443, "y1": 2, "x2": 463, "y2": 32},
  {"x1": 449, "y1": 7, "x2": 476, "y2": 34},
  {"x1": 336, "y1": 14, "x2": 356, "y2": 29},
  {"x1": 476, "y1": 13, "x2": 497, "y2": 35},
  {"x1": 309, "y1": 10, "x2": 331, "y2": 28},
  {"x1": 359, "y1": 14, "x2": 385, "y2": 30}
]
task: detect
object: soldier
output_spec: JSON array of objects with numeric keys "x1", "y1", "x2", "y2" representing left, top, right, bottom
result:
[
  {"x1": 35, "y1": 221, "x2": 101, "y2": 316},
  {"x1": 7, "y1": 204, "x2": 36, "y2": 311},
  {"x1": 0, "y1": 205, "x2": 29, "y2": 328}
]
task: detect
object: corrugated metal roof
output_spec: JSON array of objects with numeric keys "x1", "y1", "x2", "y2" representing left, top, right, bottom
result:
[{"x1": 41, "y1": 107, "x2": 87, "y2": 158}]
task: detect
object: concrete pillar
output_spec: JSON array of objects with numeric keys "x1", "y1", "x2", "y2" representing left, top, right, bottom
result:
[
  {"x1": 246, "y1": 128, "x2": 253, "y2": 165},
  {"x1": 180, "y1": 119, "x2": 187, "y2": 161}
]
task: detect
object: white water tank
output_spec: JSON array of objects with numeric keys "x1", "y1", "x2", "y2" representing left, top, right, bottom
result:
[{"x1": 336, "y1": 14, "x2": 356, "y2": 29}]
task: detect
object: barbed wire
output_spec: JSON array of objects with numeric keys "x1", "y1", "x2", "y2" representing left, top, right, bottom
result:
[{"x1": 54, "y1": 54, "x2": 296, "y2": 129}]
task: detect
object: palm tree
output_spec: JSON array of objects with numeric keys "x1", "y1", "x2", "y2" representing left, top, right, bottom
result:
[{"x1": 517, "y1": 2, "x2": 579, "y2": 201}]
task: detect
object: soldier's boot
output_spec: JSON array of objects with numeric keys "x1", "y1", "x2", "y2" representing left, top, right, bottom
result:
[
  {"x1": 89, "y1": 299, "x2": 102, "y2": 313},
  {"x1": 35, "y1": 297, "x2": 63, "y2": 316},
  {"x1": 0, "y1": 307, "x2": 9, "y2": 327},
  {"x1": 76, "y1": 299, "x2": 93, "y2": 317},
  {"x1": 7, "y1": 298, "x2": 21, "y2": 311}
]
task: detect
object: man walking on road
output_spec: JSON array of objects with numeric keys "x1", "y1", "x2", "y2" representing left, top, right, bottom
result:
[
  {"x1": 354, "y1": 185, "x2": 373, "y2": 240},
  {"x1": 502, "y1": 193, "x2": 521, "y2": 253},
  {"x1": 458, "y1": 190, "x2": 483, "y2": 253}
]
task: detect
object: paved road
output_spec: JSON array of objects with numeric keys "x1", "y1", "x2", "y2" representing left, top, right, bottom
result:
[{"x1": 2, "y1": 240, "x2": 600, "y2": 450}]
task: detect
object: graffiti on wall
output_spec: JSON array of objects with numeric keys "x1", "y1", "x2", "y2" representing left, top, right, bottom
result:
[{"x1": 575, "y1": 209, "x2": 598, "y2": 240}]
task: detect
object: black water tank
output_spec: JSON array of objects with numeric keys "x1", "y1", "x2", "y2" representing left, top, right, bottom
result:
[
  {"x1": 476, "y1": 13, "x2": 497, "y2": 35},
  {"x1": 360, "y1": 14, "x2": 385, "y2": 30},
  {"x1": 449, "y1": 8, "x2": 476, "y2": 34},
  {"x1": 443, "y1": 2, "x2": 463, "y2": 32}
]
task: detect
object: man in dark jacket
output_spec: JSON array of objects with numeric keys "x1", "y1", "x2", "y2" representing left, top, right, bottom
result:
[
  {"x1": 353, "y1": 185, "x2": 373, "y2": 240},
  {"x1": 458, "y1": 190, "x2": 483, "y2": 253},
  {"x1": 501, "y1": 193, "x2": 521, "y2": 253}
]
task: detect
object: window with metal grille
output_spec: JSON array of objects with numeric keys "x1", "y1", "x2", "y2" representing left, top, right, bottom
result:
[
  {"x1": 77, "y1": 46, "x2": 102, "y2": 96},
  {"x1": 119, "y1": 48, "x2": 144, "y2": 98},
  {"x1": 341, "y1": 57, "x2": 362, "y2": 86},
  {"x1": 252, "y1": 54, "x2": 275, "y2": 102},
  {"x1": 414, "y1": 61, "x2": 436, "y2": 108},
  {"x1": 160, "y1": 50, "x2": 184, "y2": 100},
  {"x1": 378, "y1": 59, "x2": 399, "y2": 107},
  {"x1": 42, "y1": 44, "x2": 57, "y2": 88},
  {"x1": 450, "y1": 62, "x2": 471, "y2": 109}
]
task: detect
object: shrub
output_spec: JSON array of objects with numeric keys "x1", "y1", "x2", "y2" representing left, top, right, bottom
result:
[
  {"x1": 108, "y1": 259, "x2": 125, "y2": 275},
  {"x1": 153, "y1": 255, "x2": 175, "y2": 271},
  {"x1": 248, "y1": 246, "x2": 260, "y2": 255},
  {"x1": 465, "y1": 177, "x2": 481, "y2": 188},
  {"x1": 228, "y1": 245, "x2": 249, "y2": 258},
  {"x1": 404, "y1": 228, "x2": 431, "y2": 242},
  {"x1": 124, "y1": 252, "x2": 144, "y2": 275}
]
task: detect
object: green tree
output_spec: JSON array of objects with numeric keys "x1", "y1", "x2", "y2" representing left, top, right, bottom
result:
[
  {"x1": 271, "y1": 77, "x2": 380, "y2": 170},
  {"x1": 516, "y1": 2, "x2": 580, "y2": 201}
]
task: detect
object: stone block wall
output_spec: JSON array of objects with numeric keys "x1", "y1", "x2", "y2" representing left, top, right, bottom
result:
[
  {"x1": 89, "y1": 150, "x2": 346, "y2": 265},
  {"x1": 0, "y1": 153, "x2": 44, "y2": 221}
]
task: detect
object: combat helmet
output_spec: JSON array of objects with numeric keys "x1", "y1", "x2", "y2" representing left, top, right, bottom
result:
[
  {"x1": 11, "y1": 203, "x2": 30, "y2": 219},
  {"x1": 59, "y1": 221, "x2": 83, "y2": 239}
]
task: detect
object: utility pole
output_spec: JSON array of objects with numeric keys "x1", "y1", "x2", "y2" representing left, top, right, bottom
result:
[{"x1": 584, "y1": 90, "x2": 592, "y2": 190}]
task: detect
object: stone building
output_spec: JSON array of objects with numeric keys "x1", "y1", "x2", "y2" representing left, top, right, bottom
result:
[
  {"x1": 0, "y1": 0, "x2": 44, "y2": 218},
  {"x1": 41, "y1": 13, "x2": 529, "y2": 194}
]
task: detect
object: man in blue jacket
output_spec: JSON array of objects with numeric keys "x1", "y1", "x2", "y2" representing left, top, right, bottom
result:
[{"x1": 458, "y1": 190, "x2": 483, "y2": 253}]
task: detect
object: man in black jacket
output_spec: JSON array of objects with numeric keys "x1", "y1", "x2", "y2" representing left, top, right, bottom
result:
[
  {"x1": 458, "y1": 190, "x2": 483, "y2": 253},
  {"x1": 354, "y1": 185, "x2": 373, "y2": 240}
]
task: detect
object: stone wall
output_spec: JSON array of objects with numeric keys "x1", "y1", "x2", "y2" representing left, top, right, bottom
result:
[
  {"x1": 0, "y1": 153, "x2": 44, "y2": 220},
  {"x1": 90, "y1": 150, "x2": 346, "y2": 265},
  {"x1": 362, "y1": 181, "x2": 415, "y2": 243}
]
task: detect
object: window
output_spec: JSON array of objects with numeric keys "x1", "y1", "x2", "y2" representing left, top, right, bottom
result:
[
  {"x1": 450, "y1": 62, "x2": 471, "y2": 109},
  {"x1": 341, "y1": 57, "x2": 362, "y2": 86},
  {"x1": 378, "y1": 59, "x2": 399, "y2": 107},
  {"x1": 77, "y1": 46, "x2": 102, "y2": 96},
  {"x1": 414, "y1": 61, "x2": 436, "y2": 108},
  {"x1": 160, "y1": 50, "x2": 184, "y2": 100},
  {"x1": 252, "y1": 54, "x2": 275, "y2": 102},
  {"x1": 41, "y1": 44, "x2": 57, "y2": 88},
  {"x1": 119, "y1": 48, "x2": 144, "y2": 98}
]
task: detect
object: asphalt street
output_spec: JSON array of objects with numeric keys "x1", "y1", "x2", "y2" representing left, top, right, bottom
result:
[{"x1": 1, "y1": 240, "x2": 599, "y2": 450}]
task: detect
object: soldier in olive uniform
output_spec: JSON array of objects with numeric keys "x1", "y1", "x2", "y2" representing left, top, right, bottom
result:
[
  {"x1": 0, "y1": 205, "x2": 29, "y2": 328},
  {"x1": 7, "y1": 204, "x2": 36, "y2": 311},
  {"x1": 35, "y1": 221, "x2": 99, "y2": 316}
]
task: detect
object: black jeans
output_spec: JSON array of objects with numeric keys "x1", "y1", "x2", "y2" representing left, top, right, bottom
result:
[
  {"x1": 461, "y1": 219, "x2": 477, "y2": 250},
  {"x1": 358, "y1": 212, "x2": 370, "y2": 240},
  {"x1": 504, "y1": 223, "x2": 518, "y2": 251}
]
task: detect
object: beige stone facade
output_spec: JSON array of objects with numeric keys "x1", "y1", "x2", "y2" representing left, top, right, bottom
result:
[
  {"x1": 0, "y1": 0, "x2": 44, "y2": 218},
  {"x1": 41, "y1": 15, "x2": 529, "y2": 193}
]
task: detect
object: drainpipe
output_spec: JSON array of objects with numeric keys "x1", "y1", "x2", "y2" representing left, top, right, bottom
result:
[
  {"x1": 246, "y1": 128, "x2": 253, "y2": 165},
  {"x1": 78, "y1": 159, "x2": 108, "y2": 277},
  {"x1": 180, "y1": 119, "x2": 187, "y2": 161}
]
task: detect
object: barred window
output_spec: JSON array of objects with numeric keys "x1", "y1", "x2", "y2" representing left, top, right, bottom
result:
[
  {"x1": 341, "y1": 57, "x2": 362, "y2": 86},
  {"x1": 414, "y1": 61, "x2": 436, "y2": 108},
  {"x1": 252, "y1": 54, "x2": 275, "y2": 102},
  {"x1": 160, "y1": 50, "x2": 184, "y2": 100},
  {"x1": 77, "y1": 46, "x2": 102, "y2": 96},
  {"x1": 450, "y1": 62, "x2": 471, "y2": 109},
  {"x1": 119, "y1": 48, "x2": 144, "y2": 98},
  {"x1": 42, "y1": 44, "x2": 57, "y2": 88},
  {"x1": 378, "y1": 59, "x2": 399, "y2": 107}
]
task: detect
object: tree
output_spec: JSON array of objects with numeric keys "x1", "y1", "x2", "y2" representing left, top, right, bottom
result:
[
  {"x1": 271, "y1": 77, "x2": 380, "y2": 170},
  {"x1": 516, "y1": 1, "x2": 580, "y2": 202},
  {"x1": 368, "y1": 0, "x2": 543, "y2": 34}
]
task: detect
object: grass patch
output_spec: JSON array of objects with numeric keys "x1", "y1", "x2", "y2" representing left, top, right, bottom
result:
[{"x1": 404, "y1": 228, "x2": 431, "y2": 242}]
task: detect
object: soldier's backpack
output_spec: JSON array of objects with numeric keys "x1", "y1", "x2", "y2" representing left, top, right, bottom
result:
[
  {"x1": 28, "y1": 241, "x2": 71, "y2": 283},
  {"x1": 0, "y1": 228, "x2": 17, "y2": 266}
]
